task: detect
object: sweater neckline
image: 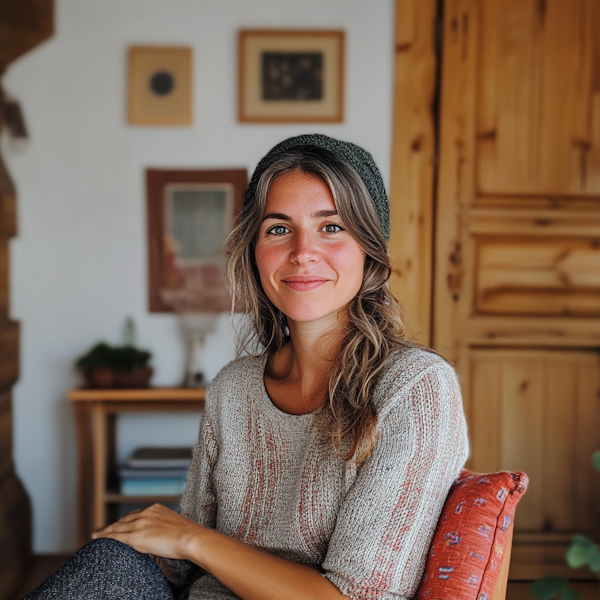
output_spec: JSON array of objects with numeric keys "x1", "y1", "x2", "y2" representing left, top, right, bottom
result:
[{"x1": 256, "y1": 353, "x2": 321, "y2": 421}]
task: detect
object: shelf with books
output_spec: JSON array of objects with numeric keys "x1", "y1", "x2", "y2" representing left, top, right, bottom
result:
[
  {"x1": 68, "y1": 387, "x2": 205, "y2": 546},
  {"x1": 118, "y1": 446, "x2": 192, "y2": 496}
]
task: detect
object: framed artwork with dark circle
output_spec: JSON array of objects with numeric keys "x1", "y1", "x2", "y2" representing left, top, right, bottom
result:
[
  {"x1": 128, "y1": 46, "x2": 192, "y2": 125},
  {"x1": 238, "y1": 30, "x2": 345, "y2": 123},
  {"x1": 146, "y1": 169, "x2": 248, "y2": 313}
]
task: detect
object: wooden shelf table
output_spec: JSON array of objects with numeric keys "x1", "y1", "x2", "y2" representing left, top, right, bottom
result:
[{"x1": 69, "y1": 387, "x2": 205, "y2": 547}]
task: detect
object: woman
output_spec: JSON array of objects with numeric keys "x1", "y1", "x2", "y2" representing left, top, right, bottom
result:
[{"x1": 25, "y1": 134, "x2": 468, "y2": 600}]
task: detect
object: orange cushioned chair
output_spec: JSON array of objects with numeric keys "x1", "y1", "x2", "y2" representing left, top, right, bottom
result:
[{"x1": 415, "y1": 469, "x2": 528, "y2": 600}]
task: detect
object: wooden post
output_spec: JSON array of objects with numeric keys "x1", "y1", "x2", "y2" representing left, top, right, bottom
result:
[
  {"x1": 0, "y1": 2, "x2": 54, "y2": 599},
  {"x1": 389, "y1": 0, "x2": 439, "y2": 345}
]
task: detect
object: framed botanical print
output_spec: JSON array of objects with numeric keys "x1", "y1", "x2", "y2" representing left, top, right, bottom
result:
[
  {"x1": 146, "y1": 169, "x2": 248, "y2": 312},
  {"x1": 238, "y1": 30, "x2": 345, "y2": 123}
]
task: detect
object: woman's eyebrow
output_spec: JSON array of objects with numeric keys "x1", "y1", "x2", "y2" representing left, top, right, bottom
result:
[
  {"x1": 262, "y1": 212, "x2": 289, "y2": 221},
  {"x1": 262, "y1": 209, "x2": 339, "y2": 221}
]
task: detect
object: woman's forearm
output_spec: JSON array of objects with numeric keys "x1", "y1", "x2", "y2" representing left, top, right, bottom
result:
[
  {"x1": 185, "y1": 526, "x2": 346, "y2": 600},
  {"x1": 94, "y1": 503, "x2": 347, "y2": 599}
]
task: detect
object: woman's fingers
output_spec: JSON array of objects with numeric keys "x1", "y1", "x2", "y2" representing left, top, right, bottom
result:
[
  {"x1": 93, "y1": 510, "x2": 145, "y2": 537},
  {"x1": 90, "y1": 503, "x2": 200, "y2": 559}
]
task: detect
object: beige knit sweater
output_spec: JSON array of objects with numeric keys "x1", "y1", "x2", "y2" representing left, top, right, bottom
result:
[{"x1": 174, "y1": 346, "x2": 469, "y2": 600}]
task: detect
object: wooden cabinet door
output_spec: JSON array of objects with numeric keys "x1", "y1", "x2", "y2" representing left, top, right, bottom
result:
[{"x1": 434, "y1": 0, "x2": 600, "y2": 578}]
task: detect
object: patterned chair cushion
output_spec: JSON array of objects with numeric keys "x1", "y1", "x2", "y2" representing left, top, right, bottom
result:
[{"x1": 415, "y1": 469, "x2": 528, "y2": 600}]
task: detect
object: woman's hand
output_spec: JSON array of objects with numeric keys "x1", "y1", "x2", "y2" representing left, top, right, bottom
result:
[
  {"x1": 95, "y1": 503, "x2": 347, "y2": 600},
  {"x1": 92, "y1": 503, "x2": 203, "y2": 561}
]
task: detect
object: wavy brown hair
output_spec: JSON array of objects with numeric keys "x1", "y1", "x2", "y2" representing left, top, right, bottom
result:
[{"x1": 224, "y1": 146, "x2": 411, "y2": 463}]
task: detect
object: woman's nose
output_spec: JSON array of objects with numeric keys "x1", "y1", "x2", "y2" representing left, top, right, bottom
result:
[{"x1": 290, "y1": 231, "x2": 319, "y2": 265}]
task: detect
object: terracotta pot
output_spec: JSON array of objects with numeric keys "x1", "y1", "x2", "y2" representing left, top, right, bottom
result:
[
  {"x1": 114, "y1": 367, "x2": 154, "y2": 388},
  {"x1": 84, "y1": 368, "x2": 116, "y2": 389}
]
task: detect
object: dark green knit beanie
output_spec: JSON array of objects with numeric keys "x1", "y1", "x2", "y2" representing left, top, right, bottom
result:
[{"x1": 245, "y1": 134, "x2": 390, "y2": 241}]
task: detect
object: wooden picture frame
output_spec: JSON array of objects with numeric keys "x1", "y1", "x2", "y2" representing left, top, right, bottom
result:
[
  {"x1": 238, "y1": 30, "x2": 345, "y2": 123},
  {"x1": 128, "y1": 46, "x2": 193, "y2": 125},
  {"x1": 146, "y1": 169, "x2": 248, "y2": 312}
]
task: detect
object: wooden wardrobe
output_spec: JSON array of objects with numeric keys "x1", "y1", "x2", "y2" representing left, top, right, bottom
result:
[
  {"x1": 391, "y1": 0, "x2": 600, "y2": 580},
  {"x1": 0, "y1": 2, "x2": 53, "y2": 599}
]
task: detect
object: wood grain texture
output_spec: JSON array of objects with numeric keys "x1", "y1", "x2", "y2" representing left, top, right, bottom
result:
[
  {"x1": 73, "y1": 389, "x2": 205, "y2": 543},
  {"x1": 475, "y1": 238, "x2": 600, "y2": 316},
  {"x1": 389, "y1": 0, "x2": 438, "y2": 344},
  {"x1": 465, "y1": 314, "x2": 600, "y2": 347},
  {"x1": 0, "y1": 321, "x2": 19, "y2": 392},
  {"x1": 469, "y1": 356, "x2": 500, "y2": 474},
  {"x1": 0, "y1": 242, "x2": 8, "y2": 320},
  {"x1": 0, "y1": 161, "x2": 16, "y2": 239},
  {"x1": 477, "y1": 0, "x2": 598, "y2": 196},
  {"x1": 574, "y1": 359, "x2": 600, "y2": 532},
  {"x1": 436, "y1": 3, "x2": 600, "y2": 576},
  {"x1": 469, "y1": 350, "x2": 600, "y2": 539},
  {"x1": 500, "y1": 357, "x2": 544, "y2": 531},
  {"x1": 0, "y1": 0, "x2": 53, "y2": 67},
  {"x1": 0, "y1": 4, "x2": 53, "y2": 597},
  {"x1": 544, "y1": 361, "x2": 577, "y2": 532},
  {"x1": 0, "y1": 391, "x2": 12, "y2": 481},
  {"x1": 433, "y1": 0, "x2": 478, "y2": 364},
  {"x1": 69, "y1": 387, "x2": 206, "y2": 402},
  {"x1": 0, "y1": 473, "x2": 31, "y2": 600},
  {"x1": 493, "y1": 527, "x2": 513, "y2": 600}
]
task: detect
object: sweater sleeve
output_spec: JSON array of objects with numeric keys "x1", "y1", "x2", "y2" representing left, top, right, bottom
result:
[
  {"x1": 322, "y1": 362, "x2": 469, "y2": 600},
  {"x1": 180, "y1": 407, "x2": 219, "y2": 526},
  {"x1": 158, "y1": 401, "x2": 220, "y2": 587}
]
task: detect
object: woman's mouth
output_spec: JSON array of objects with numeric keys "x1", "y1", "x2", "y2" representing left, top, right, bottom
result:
[{"x1": 281, "y1": 276, "x2": 329, "y2": 291}]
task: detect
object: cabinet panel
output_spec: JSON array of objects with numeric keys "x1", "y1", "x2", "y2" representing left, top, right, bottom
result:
[
  {"x1": 499, "y1": 358, "x2": 545, "y2": 531},
  {"x1": 475, "y1": 238, "x2": 600, "y2": 316},
  {"x1": 574, "y1": 360, "x2": 600, "y2": 531},
  {"x1": 436, "y1": 0, "x2": 600, "y2": 579},
  {"x1": 469, "y1": 350, "x2": 600, "y2": 535},
  {"x1": 477, "y1": 0, "x2": 600, "y2": 196}
]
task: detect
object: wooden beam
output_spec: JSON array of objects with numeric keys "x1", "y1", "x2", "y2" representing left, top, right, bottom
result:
[
  {"x1": 0, "y1": 3, "x2": 54, "y2": 598},
  {"x1": 0, "y1": 0, "x2": 54, "y2": 68},
  {"x1": 389, "y1": 0, "x2": 438, "y2": 345}
]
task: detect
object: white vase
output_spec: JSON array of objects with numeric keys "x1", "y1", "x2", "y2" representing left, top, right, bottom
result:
[{"x1": 180, "y1": 313, "x2": 217, "y2": 387}]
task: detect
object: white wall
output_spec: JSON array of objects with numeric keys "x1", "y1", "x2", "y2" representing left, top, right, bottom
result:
[{"x1": 2, "y1": 0, "x2": 395, "y2": 553}]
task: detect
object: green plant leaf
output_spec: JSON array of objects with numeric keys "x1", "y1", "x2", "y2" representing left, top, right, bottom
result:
[
  {"x1": 560, "y1": 589, "x2": 584, "y2": 600},
  {"x1": 571, "y1": 534, "x2": 596, "y2": 549},
  {"x1": 586, "y1": 544, "x2": 600, "y2": 573},
  {"x1": 531, "y1": 577, "x2": 569, "y2": 600},
  {"x1": 593, "y1": 450, "x2": 600, "y2": 471},
  {"x1": 566, "y1": 543, "x2": 589, "y2": 568}
]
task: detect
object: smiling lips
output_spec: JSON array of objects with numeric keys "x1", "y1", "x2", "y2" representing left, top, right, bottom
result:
[{"x1": 281, "y1": 276, "x2": 329, "y2": 291}]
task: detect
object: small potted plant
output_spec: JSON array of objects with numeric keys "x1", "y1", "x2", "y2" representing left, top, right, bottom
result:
[
  {"x1": 75, "y1": 318, "x2": 154, "y2": 388},
  {"x1": 111, "y1": 345, "x2": 153, "y2": 388},
  {"x1": 75, "y1": 342, "x2": 117, "y2": 388}
]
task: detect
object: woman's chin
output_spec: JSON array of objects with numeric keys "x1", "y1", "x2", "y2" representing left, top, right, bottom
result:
[{"x1": 284, "y1": 307, "x2": 343, "y2": 328}]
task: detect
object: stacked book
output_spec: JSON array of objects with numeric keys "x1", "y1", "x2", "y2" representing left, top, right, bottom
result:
[{"x1": 119, "y1": 447, "x2": 193, "y2": 496}]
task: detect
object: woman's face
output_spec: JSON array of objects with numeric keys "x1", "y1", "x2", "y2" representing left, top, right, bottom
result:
[{"x1": 254, "y1": 171, "x2": 366, "y2": 327}]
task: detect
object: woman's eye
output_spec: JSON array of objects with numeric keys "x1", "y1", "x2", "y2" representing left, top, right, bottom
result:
[
  {"x1": 322, "y1": 223, "x2": 343, "y2": 234},
  {"x1": 267, "y1": 225, "x2": 289, "y2": 236}
]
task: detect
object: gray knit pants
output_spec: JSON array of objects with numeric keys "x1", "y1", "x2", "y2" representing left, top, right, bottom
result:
[{"x1": 23, "y1": 538, "x2": 175, "y2": 600}]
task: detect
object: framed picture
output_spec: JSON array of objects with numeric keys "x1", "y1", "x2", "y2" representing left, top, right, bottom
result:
[
  {"x1": 146, "y1": 169, "x2": 248, "y2": 312},
  {"x1": 128, "y1": 46, "x2": 193, "y2": 125},
  {"x1": 238, "y1": 30, "x2": 344, "y2": 123}
]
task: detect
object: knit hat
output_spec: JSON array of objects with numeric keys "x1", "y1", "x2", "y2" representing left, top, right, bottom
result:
[{"x1": 244, "y1": 134, "x2": 389, "y2": 241}]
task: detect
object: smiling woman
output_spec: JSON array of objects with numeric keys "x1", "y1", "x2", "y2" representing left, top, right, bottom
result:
[
  {"x1": 255, "y1": 172, "x2": 366, "y2": 326},
  {"x1": 22, "y1": 135, "x2": 468, "y2": 600}
]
